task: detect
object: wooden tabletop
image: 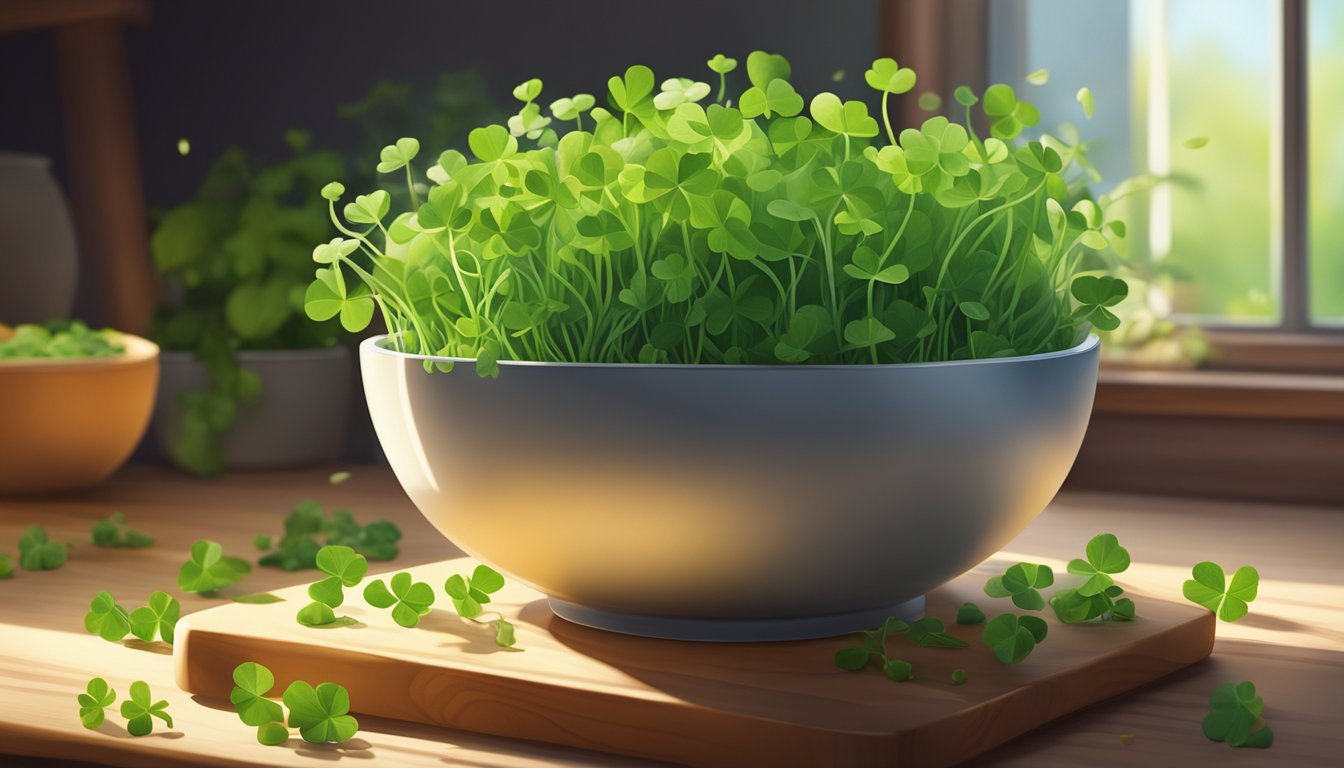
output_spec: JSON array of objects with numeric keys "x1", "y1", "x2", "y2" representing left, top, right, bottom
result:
[{"x1": 0, "y1": 465, "x2": 1340, "y2": 767}]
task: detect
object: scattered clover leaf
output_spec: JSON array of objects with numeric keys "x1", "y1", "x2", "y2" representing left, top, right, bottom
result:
[
  {"x1": 0, "y1": 554, "x2": 11, "y2": 578},
  {"x1": 91, "y1": 513, "x2": 154, "y2": 548},
  {"x1": 951, "y1": 668, "x2": 967, "y2": 685},
  {"x1": 18, "y1": 525, "x2": 67, "y2": 571},
  {"x1": 364, "y1": 572, "x2": 435, "y2": 627},
  {"x1": 1183, "y1": 562, "x2": 1259, "y2": 622},
  {"x1": 259, "y1": 501, "x2": 400, "y2": 571},
  {"x1": 444, "y1": 564, "x2": 505, "y2": 619},
  {"x1": 1077, "y1": 87, "x2": 1095, "y2": 119},
  {"x1": 833, "y1": 616, "x2": 925, "y2": 681},
  {"x1": 1067, "y1": 533, "x2": 1131, "y2": 596},
  {"x1": 882, "y1": 658, "x2": 914, "y2": 681},
  {"x1": 982, "y1": 613, "x2": 1048, "y2": 664},
  {"x1": 1203, "y1": 681, "x2": 1273, "y2": 748},
  {"x1": 1070, "y1": 275, "x2": 1129, "y2": 331},
  {"x1": 129, "y1": 591, "x2": 181, "y2": 644},
  {"x1": 1025, "y1": 68, "x2": 1050, "y2": 86},
  {"x1": 119, "y1": 681, "x2": 172, "y2": 736},
  {"x1": 78, "y1": 678, "x2": 117, "y2": 729},
  {"x1": 375, "y1": 137, "x2": 420, "y2": 174},
  {"x1": 254, "y1": 535, "x2": 272, "y2": 550},
  {"x1": 956, "y1": 602, "x2": 986, "y2": 625},
  {"x1": 178, "y1": 540, "x2": 251, "y2": 594},
  {"x1": 307, "y1": 545, "x2": 369, "y2": 609},
  {"x1": 230, "y1": 662, "x2": 285, "y2": 727},
  {"x1": 283, "y1": 681, "x2": 359, "y2": 744},
  {"x1": 706, "y1": 54, "x2": 737, "y2": 75},
  {"x1": 985, "y1": 562, "x2": 1055, "y2": 611},
  {"x1": 296, "y1": 601, "x2": 337, "y2": 627},
  {"x1": 84, "y1": 591, "x2": 131, "y2": 642},
  {"x1": 328, "y1": 471, "x2": 351, "y2": 485},
  {"x1": 495, "y1": 618, "x2": 517, "y2": 648}
]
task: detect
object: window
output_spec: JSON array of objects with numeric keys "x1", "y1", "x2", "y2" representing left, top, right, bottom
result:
[{"x1": 990, "y1": 0, "x2": 1342, "y2": 331}]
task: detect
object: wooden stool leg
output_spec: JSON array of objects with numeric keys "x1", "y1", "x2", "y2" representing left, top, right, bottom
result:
[{"x1": 54, "y1": 18, "x2": 155, "y2": 334}]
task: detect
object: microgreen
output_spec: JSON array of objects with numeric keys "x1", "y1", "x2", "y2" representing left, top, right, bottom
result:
[
  {"x1": 307, "y1": 52, "x2": 1129, "y2": 372},
  {"x1": 1203, "y1": 681, "x2": 1273, "y2": 748},
  {"x1": 1183, "y1": 562, "x2": 1259, "y2": 622},
  {"x1": 18, "y1": 525, "x2": 67, "y2": 571},
  {"x1": 177, "y1": 539, "x2": 251, "y2": 594},
  {"x1": 0, "y1": 321, "x2": 123, "y2": 359},
  {"x1": 982, "y1": 613, "x2": 1048, "y2": 664},
  {"x1": 364, "y1": 572, "x2": 435, "y2": 628},
  {"x1": 951, "y1": 668, "x2": 967, "y2": 685},
  {"x1": 91, "y1": 512, "x2": 154, "y2": 549},
  {"x1": 230, "y1": 662, "x2": 285, "y2": 727},
  {"x1": 84, "y1": 591, "x2": 131, "y2": 642},
  {"x1": 119, "y1": 681, "x2": 173, "y2": 736},
  {"x1": 444, "y1": 565, "x2": 505, "y2": 619},
  {"x1": 956, "y1": 602, "x2": 986, "y2": 625},
  {"x1": 985, "y1": 562, "x2": 1055, "y2": 611},
  {"x1": 78, "y1": 678, "x2": 116, "y2": 729},
  {"x1": 283, "y1": 681, "x2": 359, "y2": 744},
  {"x1": 128, "y1": 591, "x2": 181, "y2": 644},
  {"x1": 259, "y1": 500, "x2": 401, "y2": 571},
  {"x1": 307, "y1": 545, "x2": 369, "y2": 608}
]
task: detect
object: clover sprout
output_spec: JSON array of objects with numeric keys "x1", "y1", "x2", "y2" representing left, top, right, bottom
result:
[
  {"x1": 177, "y1": 540, "x2": 251, "y2": 594},
  {"x1": 1183, "y1": 562, "x2": 1259, "y2": 622},
  {"x1": 119, "y1": 681, "x2": 172, "y2": 736},
  {"x1": 17, "y1": 525, "x2": 67, "y2": 571},
  {"x1": 1203, "y1": 681, "x2": 1273, "y2": 748},
  {"x1": 305, "y1": 52, "x2": 1129, "y2": 372},
  {"x1": 985, "y1": 562, "x2": 1054, "y2": 611},
  {"x1": 364, "y1": 572, "x2": 435, "y2": 628},
  {"x1": 78, "y1": 678, "x2": 117, "y2": 729},
  {"x1": 283, "y1": 681, "x2": 358, "y2": 744},
  {"x1": 444, "y1": 565, "x2": 504, "y2": 619},
  {"x1": 91, "y1": 513, "x2": 154, "y2": 549}
]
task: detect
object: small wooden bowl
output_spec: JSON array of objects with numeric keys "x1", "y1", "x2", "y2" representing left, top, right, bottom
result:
[{"x1": 0, "y1": 333, "x2": 159, "y2": 495}]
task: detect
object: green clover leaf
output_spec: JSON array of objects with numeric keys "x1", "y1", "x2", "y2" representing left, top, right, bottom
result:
[
  {"x1": 707, "y1": 54, "x2": 738, "y2": 75},
  {"x1": 810, "y1": 93, "x2": 880, "y2": 138},
  {"x1": 305, "y1": 268, "x2": 375, "y2": 333},
  {"x1": 745, "y1": 50, "x2": 791, "y2": 88},
  {"x1": 444, "y1": 564, "x2": 505, "y2": 619},
  {"x1": 296, "y1": 601, "x2": 337, "y2": 627},
  {"x1": 307, "y1": 545, "x2": 369, "y2": 609},
  {"x1": 985, "y1": 562, "x2": 1055, "y2": 611},
  {"x1": 982, "y1": 84, "x2": 1041, "y2": 140},
  {"x1": 129, "y1": 590, "x2": 180, "y2": 644},
  {"x1": 91, "y1": 512, "x2": 154, "y2": 548},
  {"x1": 1066, "y1": 533, "x2": 1131, "y2": 596},
  {"x1": 843, "y1": 245, "x2": 910, "y2": 285},
  {"x1": 512, "y1": 77, "x2": 543, "y2": 103},
  {"x1": 1076, "y1": 87, "x2": 1095, "y2": 119},
  {"x1": 177, "y1": 539, "x2": 251, "y2": 594},
  {"x1": 320, "y1": 181, "x2": 345, "y2": 201},
  {"x1": 982, "y1": 613, "x2": 1048, "y2": 664},
  {"x1": 900, "y1": 116, "x2": 971, "y2": 188},
  {"x1": 84, "y1": 591, "x2": 131, "y2": 642},
  {"x1": 495, "y1": 618, "x2": 517, "y2": 648},
  {"x1": 364, "y1": 572, "x2": 435, "y2": 627},
  {"x1": 1203, "y1": 681, "x2": 1273, "y2": 748},
  {"x1": 18, "y1": 525, "x2": 67, "y2": 571},
  {"x1": 954, "y1": 86, "x2": 979, "y2": 107},
  {"x1": 654, "y1": 78, "x2": 711, "y2": 111},
  {"x1": 738, "y1": 78, "x2": 805, "y2": 119},
  {"x1": 78, "y1": 678, "x2": 116, "y2": 729},
  {"x1": 343, "y1": 190, "x2": 391, "y2": 225},
  {"x1": 1070, "y1": 276, "x2": 1129, "y2": 332},
  {"x1": 844, "y1": 317, "x2": 896, "y2": 348},
  {"x1": 467, "y1": 125, "x2": 519, "y2": 162},
  {"x1": 864, "y1": 57, "x2": 917, "y2": 95},
  {"x1": 607, "y1": 64, "x2": 656, "y2": 119},
  {"x1": 375, "y1": 137, "x2": 420, "y2": 174},
  {"x1": 907, "y1": 617, "x2": 969, "y2": 648},
  {"x1": 1183, "y1": 562, "x2": 1259, "y2": 622},
  {"x1": 283, "y1": 681, "x2": 359, "y2": 744},
  {"x1": 230, "y1": 662, "x2": 285, "y2": 727},
  {"x1": 119, "y1": 680, "x2": 172, "y2": 736},
  {"x1": 0, "y1": 554, "x2": 11, "y2": 579},
  {"x1": 1025, "y1": 68, "x2": 1050, "y2": 86},
  {"x1": 508, "y1": 102, "x2": 553, "y2": 140},
  {"x1": 549, "y1": 93, "x2": 595, "y2": 122},
  {"x1": 258, "y1": 721, "x2": 290, "y2": 746}
]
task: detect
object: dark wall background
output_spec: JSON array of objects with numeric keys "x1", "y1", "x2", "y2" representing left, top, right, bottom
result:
[{"x1": 1, "y1": 0, "x2": 879, "y2": 213}]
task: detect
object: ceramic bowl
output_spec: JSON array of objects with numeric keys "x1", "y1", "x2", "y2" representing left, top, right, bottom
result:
[
  {"x1": 361, "y1": 335, "x2": 1100, "y2": 641},
  {"x1": 0, "y1": 333, "x2": 158, "y2": 494}
]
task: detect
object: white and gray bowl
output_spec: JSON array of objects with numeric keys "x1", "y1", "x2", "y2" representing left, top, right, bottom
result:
[{"x1": 361, "y1": 334, "x2": 1100, "y2": 641}]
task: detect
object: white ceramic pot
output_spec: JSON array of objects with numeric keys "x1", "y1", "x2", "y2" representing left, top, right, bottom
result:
[
  {"x1": 0, "y1": 153, "x2": 78, "y2": 323},
  {"x1": 361, "y1": 335, "x2": 1101, "y2": 641}
]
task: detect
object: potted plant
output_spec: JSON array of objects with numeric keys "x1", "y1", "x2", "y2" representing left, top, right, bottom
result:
[
  {"x1": 0, "y1": 321, "x2": 158, "y2": 494},
  {"x1": 309, "y1": 52, "x2": 1129, "y2": 640},
  {"x1": 149, "y1": 131, "x2": 351, "y2": 476}
]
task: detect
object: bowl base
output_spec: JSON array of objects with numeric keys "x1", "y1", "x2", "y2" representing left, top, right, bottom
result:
[{"x1": 548, "y1": 595, "x2": 927, "y2": 642}]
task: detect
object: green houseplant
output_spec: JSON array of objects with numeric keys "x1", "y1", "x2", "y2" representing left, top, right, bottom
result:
[{"x1": 319, "y1": 52, "x2": 1126, "y2": 640}]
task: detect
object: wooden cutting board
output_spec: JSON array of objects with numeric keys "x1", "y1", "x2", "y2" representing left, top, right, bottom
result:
[{"x1": 174, "y1": 556, "x2": 1214, "y2": 767}]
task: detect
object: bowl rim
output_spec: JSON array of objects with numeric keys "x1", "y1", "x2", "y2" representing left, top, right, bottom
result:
[
  {"x1": 0, "y1": 332, "x2": 158, "y2": 370},
  {"x1": 362, "y1": 332, "x2": 1099, "y2": 371}
]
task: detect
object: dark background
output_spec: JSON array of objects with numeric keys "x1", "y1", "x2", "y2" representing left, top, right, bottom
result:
[{"x1": 1, "y1": 0, "x2": 878, "y2": 212}]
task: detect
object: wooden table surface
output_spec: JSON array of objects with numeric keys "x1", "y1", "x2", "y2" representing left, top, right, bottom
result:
[{"x1": 0, "y1": 465, "x2": 1340, "y2": 767}]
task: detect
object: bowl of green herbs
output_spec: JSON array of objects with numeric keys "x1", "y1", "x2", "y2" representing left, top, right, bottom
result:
[
  {"x1": 316, "y1": 53, "x2": 1124, "y2": 640},
  {"x1": 0, "y1": 321, "x2": 159, "y2": 494}
]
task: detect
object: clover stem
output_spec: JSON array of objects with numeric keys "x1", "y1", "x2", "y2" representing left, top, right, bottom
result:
[
  {"x1": 881, "y1": 91, "x2": 896, "y2": 145},
  {"x1": 717, "y1": 72, "x2": 727, "y2": 103},
  {"x1": 404, "y1": 165, "x2": 420, "y2": 209}
]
